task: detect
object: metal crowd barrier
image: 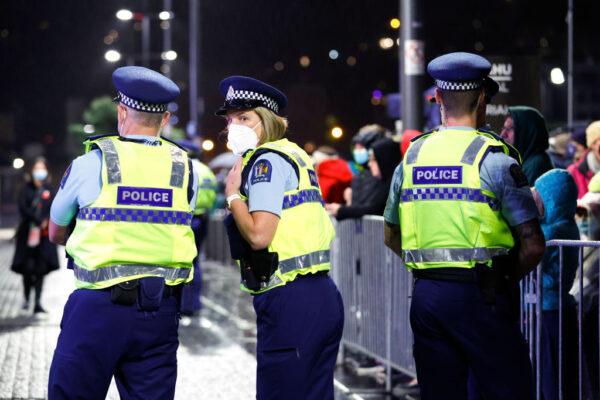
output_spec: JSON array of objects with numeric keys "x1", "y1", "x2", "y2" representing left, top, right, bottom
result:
[
  {"x1": 521, "y1": 239, "x2": 600, "y2": 400},
  {"x1": 331, "y1": 216, "x2": 416, "y2": 391},
  {"x1": 206, "y1": 214, "x2": 600, "y2": 399}
]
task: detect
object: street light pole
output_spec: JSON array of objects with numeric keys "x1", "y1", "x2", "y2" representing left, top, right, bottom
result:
[
  {"x1": 567, "y1": 0, "x2": 574, "y2": 128},
  {"x1": 189, "y1": 0, "x2": 200, "y2": 138},
  {"x1": 399, "y1": 0, "x2": 425, "y2": 132},
  {"x1": 142, "y1": 16, "x2": 151, "y2": 67},
  {"x1": 163, "y1": 0, "x2": 172, "y2": 77}
]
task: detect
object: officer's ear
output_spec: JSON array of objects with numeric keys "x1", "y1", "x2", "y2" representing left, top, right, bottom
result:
[
  {"x1": 160, "y1": 111, "x2": 171, "y2": 129},
  {"x1": 117, "y1": 104, "x2": 127, "y2": 123},
  {"x1": 434, "y1": 88, "x2": 443, "y2": 105}
]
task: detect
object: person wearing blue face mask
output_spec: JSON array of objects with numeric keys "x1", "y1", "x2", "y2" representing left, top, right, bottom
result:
[
  {"x1": 11, "y1": 157, "x2": 59, "y2": 313},
  {"x1": 326, "y1": 124, "x2": 391, "y2": 220}
]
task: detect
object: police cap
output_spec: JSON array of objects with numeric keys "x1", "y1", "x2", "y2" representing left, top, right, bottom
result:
[
  {"x1": 112, "y1": 66, "x2": 180, "y2": 113},
  {"x1": 215, "y1": 76, "x2": 287, "y2": 116},
  {"x1": 427, "y1": 52, "x2": 495, "y2": 92}
]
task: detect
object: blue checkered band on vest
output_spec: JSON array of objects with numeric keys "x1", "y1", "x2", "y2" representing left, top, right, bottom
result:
[
  {"x1": 435, "y1": 79, "x2": 482, "y2": 91},
  {"x1": 282, "y1": 189, "x2": 324, "y2": 210},
  {"x1": 77, "y1": 207, "x2": 192, "y2": 225},
  {"x1": 400, "y1": 187, "x2": 500, "y2": 210},
  {"x1": 226, "y1": 89, "x2": 279, "y2": 113},
  {"x1": 118, "y1": 92, "x2": 167, "y2": 113}
]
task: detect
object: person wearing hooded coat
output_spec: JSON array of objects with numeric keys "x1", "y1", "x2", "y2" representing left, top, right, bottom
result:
[
  {"x1": 11, "y1": 158, "x2": 59, "y2": 313},
  {"x1": 326, "y1": 138, "x2": 401, "y2": 220},
  {"x1": 501, "y1": 106, "x2": 554, "y2": 185},
  {"x1": 534, "y1": 169, "x2": 580, "y2": 400}
]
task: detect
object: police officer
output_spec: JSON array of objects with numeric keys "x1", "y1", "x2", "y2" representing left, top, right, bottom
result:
[
  {"x1": 219, "y1": 76, "x2": 344, "y2": 399},
  {"x1": 47, "y1": 66, "x2": 200, "y2": 399},
  {"x1": 383, "y1": 53, "x2": 546, "y2": 400},
  {"x1": 178, "y1": 140, "x2": 217, "y2": 315}
]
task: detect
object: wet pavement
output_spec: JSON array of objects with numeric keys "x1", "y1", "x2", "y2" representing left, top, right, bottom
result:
[{"x1": 0, "y1": 231, "x2": 416, "y2": 399}]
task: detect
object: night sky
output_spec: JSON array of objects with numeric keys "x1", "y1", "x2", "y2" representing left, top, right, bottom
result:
[{"x1": 1, "y1": 0, "x2": 599, "y2": 166}]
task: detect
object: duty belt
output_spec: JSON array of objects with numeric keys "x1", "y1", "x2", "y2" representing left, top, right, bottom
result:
[{"x1": 412, "y1": 267, "x2": 478, "y2": 283}]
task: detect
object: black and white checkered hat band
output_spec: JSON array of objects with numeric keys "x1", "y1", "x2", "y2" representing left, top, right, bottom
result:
[
  {"x1": 226, "y1": 89, "x2": 279, "y2": 113},
  {"x1": 118, "y1": 92, "x2": 167, "y2": 113},
  {"x1": 435, "y1": 79, "x2": 482, "y2": 91}
]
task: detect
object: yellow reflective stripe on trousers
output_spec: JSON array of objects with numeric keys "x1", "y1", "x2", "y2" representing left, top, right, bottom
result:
[
  {"x1": 73, "y1": 262, "x2": 191, "y2": 283},
  {"x1": 402, "y1": 247, "x2": 509, "y2": 264},
  {"x1": 278, "y1": 249, "x2": 330, "y2": 274}
]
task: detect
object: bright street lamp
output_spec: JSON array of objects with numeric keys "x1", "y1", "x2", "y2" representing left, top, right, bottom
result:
[
  {"x1": 161, "y1": 50, "x2": 177, "y2": 61},
  {"x1": 331, "y1": 127, "x2": 343, "y2": 139},
  {"x1": 550, "y1": 67, "x2": 565, "y2": 85},
  {"x1": 104, "y1": 49, "x2": 122, "y2": 62},
  {"x1": 379, "y1": 37, "x2": 394, "y2": 50},
  {"x1": 159, "y1": 11, "x2": 173, "y2": 20},
  {"x1": 202, "y1": 140, "x2": 215, "y2": 151},
  {"x1": 12, "y1": 158, "x2": 24, "y2": 169},
  {"x1": 116, "y1": 9, "x2": 133, "y2": 21}
]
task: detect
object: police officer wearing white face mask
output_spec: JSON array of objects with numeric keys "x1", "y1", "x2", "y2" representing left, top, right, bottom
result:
[{"x1": 218, "y1": 75, "x2": 344, "y2": 400}]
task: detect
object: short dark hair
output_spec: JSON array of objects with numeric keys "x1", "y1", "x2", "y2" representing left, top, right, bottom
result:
[{"x1": 440, "y1": 89, "x2": 482, "y2": 117}]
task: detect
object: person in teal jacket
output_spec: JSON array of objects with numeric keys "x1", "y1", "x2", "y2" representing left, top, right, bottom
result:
[
  {"x1": 502, "y1": 106, "x2": 554, "y2": 185},
  {"x1": 534, "y1": 169, "x2": 580, "y2": 400}
]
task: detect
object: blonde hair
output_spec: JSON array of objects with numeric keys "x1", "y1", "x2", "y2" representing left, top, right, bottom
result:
[{"x1": 254, "y1": 107, "x2": 288, "y2": 144}]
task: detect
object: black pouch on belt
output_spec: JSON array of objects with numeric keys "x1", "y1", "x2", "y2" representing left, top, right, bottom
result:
[
  {"x1": 137, "y1": 277, "x2": 165, "y2": 311},
  {"x1": 241, "y1": 249, "x2": 279, "y2": 291},
  {"x1": 474, "y1": 263, "x2": 498, "y2": 305},
  {"x1": 110, "y1": 280, "x2": 139, "y2": 306}
]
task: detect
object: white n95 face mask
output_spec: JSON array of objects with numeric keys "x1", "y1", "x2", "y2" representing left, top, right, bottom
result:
[{"x1": 227, "y1": 122, "x2": 261, "y2": 156}]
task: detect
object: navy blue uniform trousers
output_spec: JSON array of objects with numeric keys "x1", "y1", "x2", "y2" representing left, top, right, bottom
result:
[
  {"x1": 48, "y1": 289, "x2": 179, "y2": 400},
  {"x1": 253, "y1": 273, "x2": 344, "y2": 400},
  {"x1": 410, "y1": 278, "x2": 533, "y2": 400}
]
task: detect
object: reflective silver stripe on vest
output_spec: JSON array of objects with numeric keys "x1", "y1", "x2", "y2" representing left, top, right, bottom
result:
[
  {"x1": 73, "y1": 263, "x2": 191, "y2": 284},
  {"x1": 288, "y1": 150, "x2": 307, "y2": 167},
  {"x1": 405, "y1": 137, "x2": 427, "y2": 165},
  {"x1": 278, "y1": 250, "x2": 330, "y2": 274},
  {"x1": 169, "y1": 146, "x2": 186, "y2": 188},
  {"x1": 402, "y1": 247, "x2": 509, "y2": 264},
  {"x1": 97, "y1": 139, "x2": 122, "y2": 184},
  {"x1": 460, "y1": 136, "x2": 487, "y2": 165}
]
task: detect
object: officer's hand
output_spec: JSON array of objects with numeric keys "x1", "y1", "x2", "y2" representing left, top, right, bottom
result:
[{"x1": 225, "y1": 157, "x2": 243, "y2": 197}]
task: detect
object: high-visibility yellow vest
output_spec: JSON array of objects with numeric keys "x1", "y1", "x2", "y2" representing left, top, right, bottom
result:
[
  {"x1": 238, "y1": 138, "x2": 335, "y2": 294},
  {"x1": 66, "y1": 135, "x2": 197, "y2": 289},
  {"x1": 192, "y1": 159, "x2": 217, "y2": 216},
  {"x1": 399, "y1": 128, "x2": 515, "y2": 270}
]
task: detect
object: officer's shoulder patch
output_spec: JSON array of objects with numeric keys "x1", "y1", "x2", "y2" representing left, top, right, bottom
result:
[
  {"x1": 251, "y1": 159, "x2": 273, "y2": 184},
  {"x1": 60, "y1": 163, "x2": 72, "y2": 189},
  {"x1": 509, "y1": 164, "x2": 529, "y2": 188}
]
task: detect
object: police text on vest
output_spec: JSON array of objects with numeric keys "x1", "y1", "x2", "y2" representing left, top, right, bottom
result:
[
  {"x1": 413, "y1": 166, "x2": 463, "y2": 185},
  {"x1": 117, "y1": 186, "x2": 173, "y2": 207}
]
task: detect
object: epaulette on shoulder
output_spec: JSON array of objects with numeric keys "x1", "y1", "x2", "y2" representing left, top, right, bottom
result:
[
  {"x1": 477, "y1": 127, "x2": 523, "y2": 164},
  {"x1": 161, "y1": 136, "x2": 187, "y2": 152},
  {"x1": 82, "y1": 133, "x2": 119, "y2": 153},
  {"x1": 83, "y1": 133, "x2": 118, "y2": 143}
]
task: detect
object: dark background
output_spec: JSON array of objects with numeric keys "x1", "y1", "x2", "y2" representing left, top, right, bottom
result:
[{"x1": 1, "y1": 0, "x2": 599, "y2": 166}]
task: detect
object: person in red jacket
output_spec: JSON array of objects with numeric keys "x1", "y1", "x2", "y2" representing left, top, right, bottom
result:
[
  {"x1": 567, "y1": 121, "x2": 600, "y2": 199},
  {"x1": 312, "y1": 146, "x2": 353, "y2": 204}
]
